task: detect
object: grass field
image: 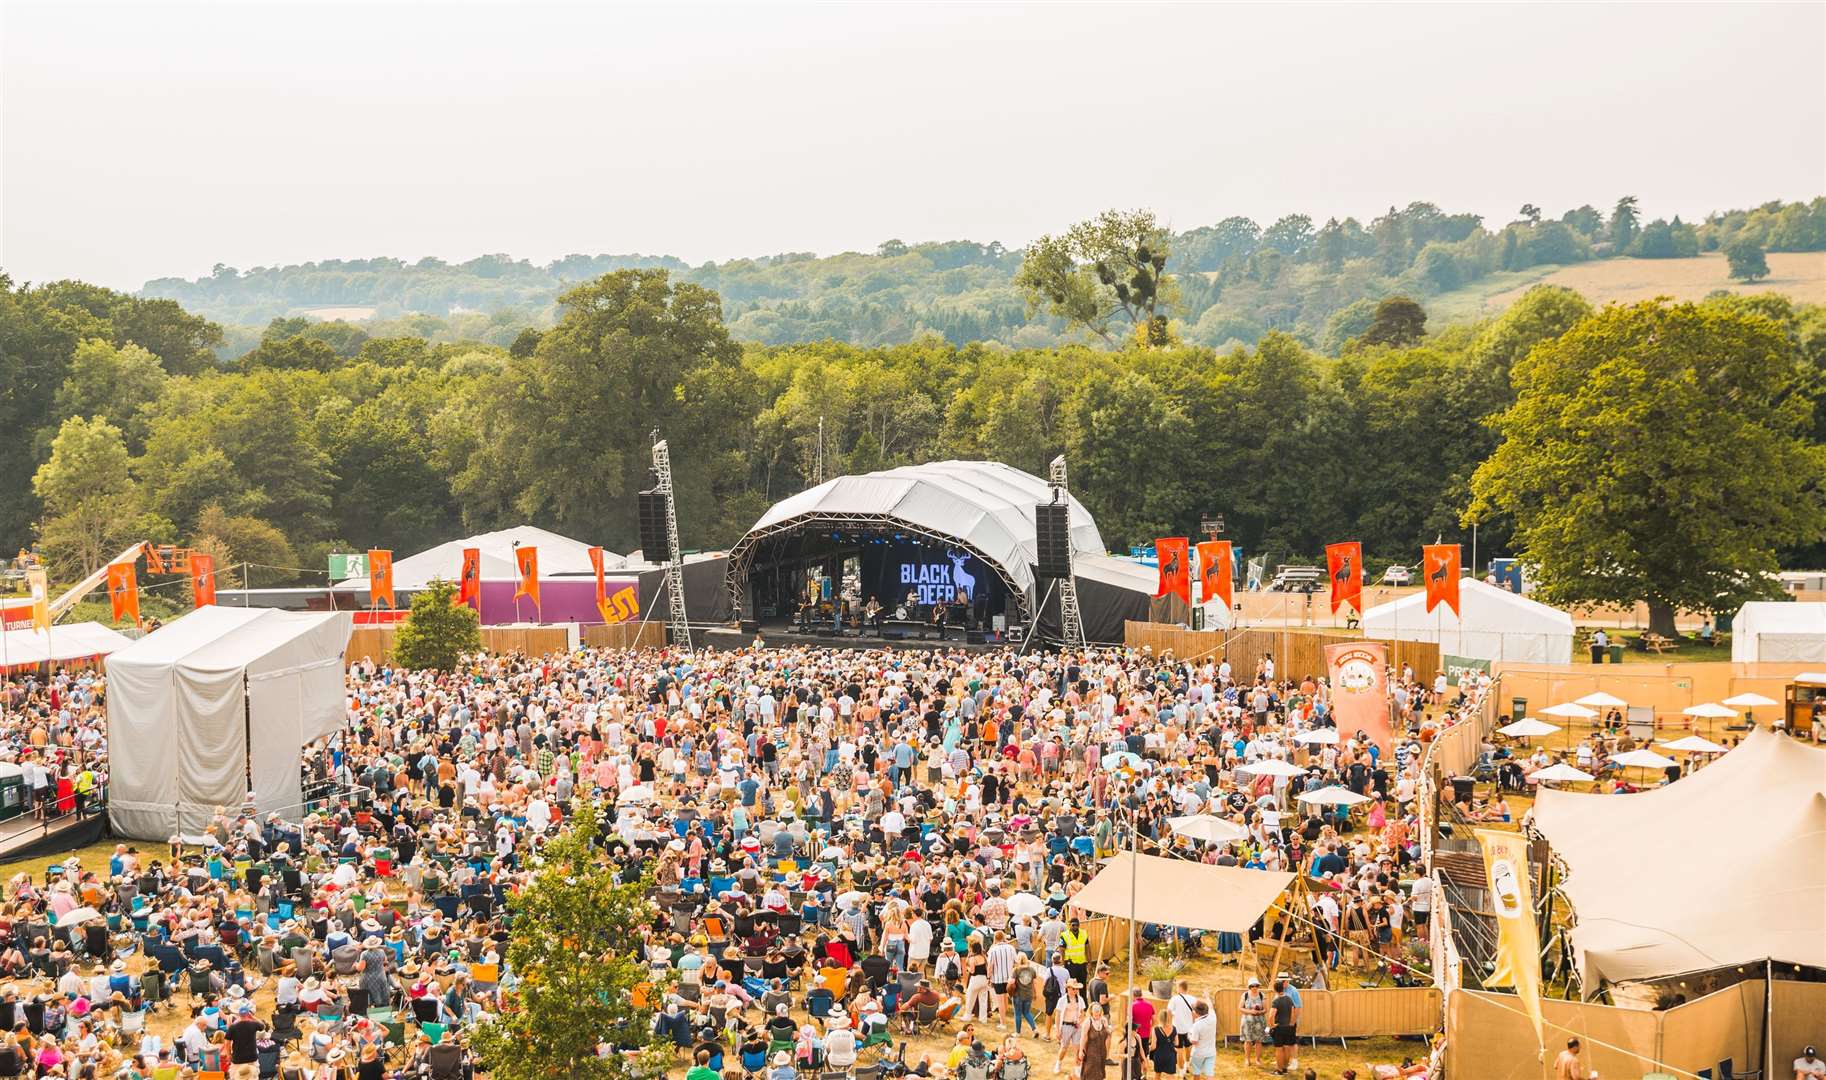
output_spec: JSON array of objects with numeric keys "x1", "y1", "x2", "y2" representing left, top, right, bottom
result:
[{"x1": 1427, "y1": 250, "x2": 1826, "y2": 323}]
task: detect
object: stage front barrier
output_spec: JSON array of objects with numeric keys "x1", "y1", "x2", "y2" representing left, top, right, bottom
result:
[
  {"x1": 582, "y1": 621, "x2": 666, "y2": 650},
  {"x1": 1123, "y1": 623, "x2": 1442, "y2": 686},
  {"x1": 1494, "y1": 660, "x2": 1819, "y2": 725},
  {"x1": 344, "y1": 624, "x2": 577, "y2": 664},
  {"x1": 1447, "y1": 982, "x2": 1768, "y2": 1080}
]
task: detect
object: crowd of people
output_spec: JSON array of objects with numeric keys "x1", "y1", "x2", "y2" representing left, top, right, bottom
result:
[{"x1": 0, "y1": 635, "x2": 1495, "y2": 1080}]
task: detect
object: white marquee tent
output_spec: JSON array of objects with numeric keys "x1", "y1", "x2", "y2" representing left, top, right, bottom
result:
[
  {"x1": 1360, "y1": 578, "x2": 1574, "y2": 664},
  {"x1": 1730, "y1": 601, "x2": 1826, "y2": 663},
  {"x1": 107, "y1": 606, "x2": 352, "y2": 840},
  {"x1": 0, "y1": 622, "x2": 134, "y2": 668},
  {"x1": 335, "y1": 525, "x2": 618, "y2": 591}
]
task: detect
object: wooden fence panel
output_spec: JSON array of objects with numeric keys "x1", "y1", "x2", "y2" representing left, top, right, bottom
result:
[
  {"x1": 344, "y1": 625, "x2": 576, "y2": 663},
  {"x1": 1209, "y1": 987, "x2": 1437, "y2": 1038},
  {"x1": 1125, "y1": 623, "x2": 1440, "y2": 684},
  {"x1": 582, "y1": 622, "x2": 666, "y2": 650}
]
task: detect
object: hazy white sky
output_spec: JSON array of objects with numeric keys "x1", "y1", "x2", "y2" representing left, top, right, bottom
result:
[{"x1": 3, "y1": 0, "x2": 1822, "y2": 291}]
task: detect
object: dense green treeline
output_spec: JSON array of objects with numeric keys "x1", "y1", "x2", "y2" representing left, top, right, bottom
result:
[
  {"x1": 140, "y1": 198, "x2": 1826, "y2": 354},
  {"x1": 8, "y1": 269, "x2": 1824, "y2": 614}
]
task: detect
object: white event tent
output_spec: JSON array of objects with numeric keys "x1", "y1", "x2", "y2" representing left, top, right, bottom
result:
[
  {"x1": 335, "y1": 525, "x2": 617, "y2": 591},
  {"x1": 1729, "y1": 601, "x2": 1826, "y2": 662},
  {"x1": 107, "y1": 606, "x2": 352, "y2": 840},
  {"x1": 0, "y1": 622, "x2": 134, "y2": 668},
  {"x1": 1360, "y1": 579, "x2": 1574, "y2": 664}
]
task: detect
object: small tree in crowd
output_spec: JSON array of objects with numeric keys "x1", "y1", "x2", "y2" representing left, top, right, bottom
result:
[
  {"x1": 389, "y1": 578, "x2": 480, "y2": 671},
  {"x1": 473, "y1": 800, "x2": 666, "y2": 1080}
]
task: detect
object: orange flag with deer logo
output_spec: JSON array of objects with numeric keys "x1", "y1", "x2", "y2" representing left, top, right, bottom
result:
[
  {"x1": 368, "y1": 549, "x2": 395, "y2": 609},
  {"x1": 107, "y1": 562, "x2": 141, "y2": 626},
  {"x1": 190, "y1": 554, "x2": 217, "y2": 608},
  {"x1": 1153, "y1": 538, "x2": 1190, "y2": 606},
  {"x1": 514, "y1": 546, "x2": 540, "y2": 615},
  {"x1": 457, "y1": 547, "x2": 481, "y2": 608},
  {"x1": 1326, "y1": 541, "x2": 1363, "y2": 614},
  {"x1": 1196, "y1": 540, "x2": 1232, "y2": 609},
  {"x1": 1424, "y1": 544, "x2": 1461, "y2": 616}
]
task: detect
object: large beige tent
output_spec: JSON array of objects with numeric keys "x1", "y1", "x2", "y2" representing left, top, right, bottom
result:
[
  {"x1": 1533, "y1": 728, "x2": 1826, "y2": 989},
  {"x1": 1067, "y1": 851, "x2": 1293, "y2": 932}
]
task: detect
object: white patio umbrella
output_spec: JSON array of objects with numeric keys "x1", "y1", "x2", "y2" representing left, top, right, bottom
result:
[
  {"x1": 1101, "y1": 751, "x2": 1144, "y2": 771},
  {"x1": 1660, "y1": 735, "x2": 1729, "y2": 754},
  {"x1": 1167, "y1": 814, "x2": 1248, "y2": 844},
  {"x1": 1293, "y1": 728, "x2": 1340, "y2": 745},
  {"x1": 1530, "y1": 763, "x2": 1595, "y2": 784},
  {"x1": 55, "y1": 906, "x2": 101, "y2": 929},
  {"x1": 1575, "y1": 692, "x2": 1629, "y2": 709},
  {"x1": 1610, "y1": 749, "x2": 1677, "y2": 770},
  {"x1": 1007, "y1": 892, "x2": 1046, "y2": 918},
  {"x1": 1540, "y1": 703, "x2": 1598, "y2": 719},
  {"x1": 1682, "y1": 702, "x2": 1737, "y2": 719},
  {"x1": 618, "y1": 784, "x2": 654, "y2": 804},
  {"x1": 1238, "y1": 758, "x2": 1307, "y2": 778},
  {"x1": 1722, "y1": 693, "x2": 1776, "y2": 724},
  {"x1": 1295, "y1": 786, "x2": 1371, "y2": 807},
  {"x1": 835, "y1": 890, "x2": 866, "y2": 909},
  {"x1": 1499, "y1": 718, "x2": 1562, "y2": 738}
]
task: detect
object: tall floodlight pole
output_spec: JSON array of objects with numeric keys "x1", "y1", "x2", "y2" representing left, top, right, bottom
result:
[
  {"x1": 1050, "y1": 455, "x2": 1086, "y2": 650},
  {"x1": 652, "y1": 438, "x2": 692, "y2": 650}
]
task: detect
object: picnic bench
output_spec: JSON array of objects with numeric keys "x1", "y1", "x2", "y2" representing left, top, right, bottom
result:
[{"x1": 1642, "y1": 632, "x2": 1679, "y2": 654}]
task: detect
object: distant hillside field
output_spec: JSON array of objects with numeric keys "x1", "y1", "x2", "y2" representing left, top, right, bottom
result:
[{"x1": 1428, "y1": 252, "x2": 1826, "y2": 322}]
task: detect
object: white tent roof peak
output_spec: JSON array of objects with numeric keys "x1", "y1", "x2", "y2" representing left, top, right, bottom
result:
[
  {"x1": 1360, "y1": 578, "x2": 1574, "y2": 664},
  {"x1": 736, "y1": 460, "x2": 1104, "y2": 596},
  {"x1": 337, "y1": 525, "x2": 620, "y2": 591}
]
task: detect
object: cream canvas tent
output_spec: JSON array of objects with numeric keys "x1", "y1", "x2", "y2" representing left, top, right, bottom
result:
[
  {"x1": 1730, "y1": 601, "x2": 1826, "y2": 662},
  {"x1": 0, "y1": 622, "x2": 133, "y2": 668},
  {"x1": 1533, "y1": 728, "x2": 1826, "y2": 989},
  {"x1": 1360, "y1": 578, "x2": 1574, "y2": 664},
  {"x1": 1067, "y1": 851, "x2": 1293, "y2": 932},
  {"x1": 107, "y1": 606, "x2": 352, "y2": 840},
  {"x1": 335, "y1": 525, "x2": 618, "y2": 592}
]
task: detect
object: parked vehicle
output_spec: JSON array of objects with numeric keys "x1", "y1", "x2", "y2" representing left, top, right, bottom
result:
[{"x1": 1382, "y1": 564, "x2": 1412, "y2": 586}]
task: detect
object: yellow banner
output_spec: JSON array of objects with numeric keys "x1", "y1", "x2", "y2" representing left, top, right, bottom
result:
[
  {"x1": 1476, "y1": 828, "x2": 1545, "y2": 1055},
  {"x1": 25, "y1": 567, "x2": 49, "y2": 633}
]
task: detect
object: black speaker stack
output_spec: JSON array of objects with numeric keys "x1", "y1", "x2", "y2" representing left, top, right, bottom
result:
[
  {"x1": 1035, "y1": 502, "x2": 1071, "y2": 578},
  {"x1": 637, "y1": 489, "x2": 670, "y2": 557}
]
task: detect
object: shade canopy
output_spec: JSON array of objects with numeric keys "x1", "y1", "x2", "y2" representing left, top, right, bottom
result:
[
  {"x1": 1720, "y1": 693, "x2": 1777, "y2": 708},
  {"x1": 1575, "y1": 692, "x2": 1629, "y2": 708},
  {"x1": 1499, "y1": 718, "x2": 1562, "y2": 737},
  {"x1": 1237, "y1": 758, "x2": 1306, "y2": 778},
  {"x1": 1540, "y1": 702, "x2": 1597, "y2": 719},
  {"x1": 107, "y1": 606, "x2": 352, "y2": 839},
  {"x1": 1660, "y1": 735, "x2": 1729, "y2": 754},
  {"x1": 1730, "y1": 601, "x2": 1826, "y2": 662},
  {"x1": 1293, "y1": 728, "x2": 1340, "y2": 745},
  {"x1": 1681, "y1": 702, "x2": 1737, "y2": 719},
  {"x1": 1530, "y1": 763, "x2": 1595, "y2": 783},
  {"x1": 0, "y1": 622, "x2": 133, "y2": 667},
  {"x1": 1534, "y1": 728, "x2": 1826, "y2": 987},
  {"x1": 1068, "y1": 852, "x2": 1293, "y2": 933},
  {"x1": 1610, "y1": 749, "x2": 1677, "y2": 769},
  {"x1": 1359, "y1": 578, "x2": 1574, "y2": 664},
  {"x1": 1296, "y1": 785, "x2": 1371, "y2": 806},
  {"x1": 1167, "y1": 814, "x2": 1248, "y2": 845}
]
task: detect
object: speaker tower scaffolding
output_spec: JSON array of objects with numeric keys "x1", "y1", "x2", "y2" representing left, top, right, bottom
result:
[
  {"x1": 1049, "y1": 455, "x2": 1085, "y2": 650},
  {"x1": 651, "y1": 438, "x2": 692, "y2": 649}
]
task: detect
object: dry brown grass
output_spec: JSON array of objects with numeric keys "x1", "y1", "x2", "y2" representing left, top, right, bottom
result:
[{"x1": 1480, "y1": 251, "x2": 1826, "y2": 311}]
